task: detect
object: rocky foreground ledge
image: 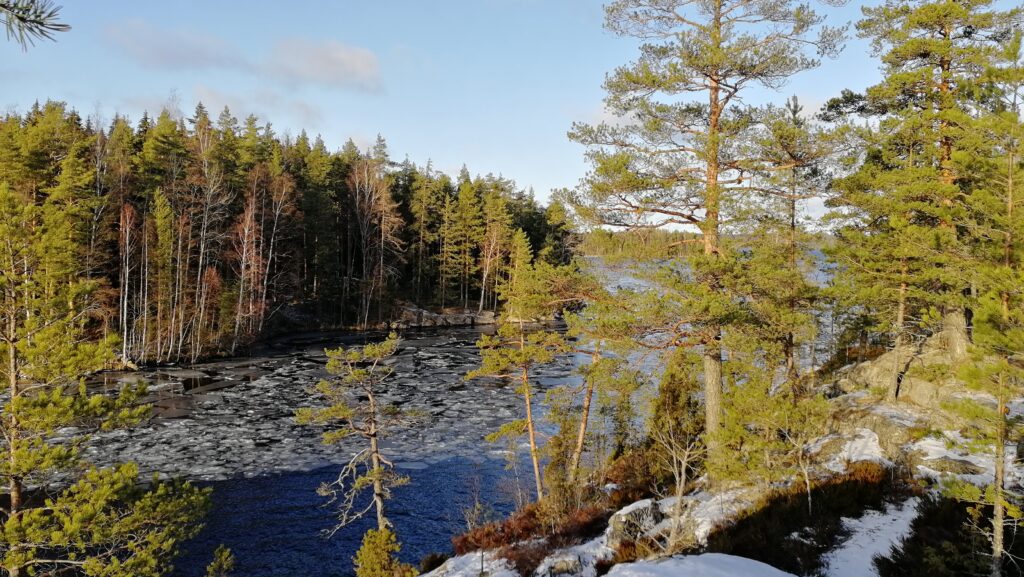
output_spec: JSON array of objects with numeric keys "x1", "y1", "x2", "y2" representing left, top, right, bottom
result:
[{"x1": 426, "y1": 328, "x2": 1020, "y2": 577}]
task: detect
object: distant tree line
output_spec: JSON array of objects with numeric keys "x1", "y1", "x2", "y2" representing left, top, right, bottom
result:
[{"x1": 0, "y1": 101, "x2": 573, "y2": 363}]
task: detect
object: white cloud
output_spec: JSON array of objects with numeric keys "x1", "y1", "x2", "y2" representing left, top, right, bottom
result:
[
  {"x1": 106, "y1": 19, "x2": 251, "y2": 72},
  {"x1": 268, "y1": 39, "x2": 382, "y2": 93}
]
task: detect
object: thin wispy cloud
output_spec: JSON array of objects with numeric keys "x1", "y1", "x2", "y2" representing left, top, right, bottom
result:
[
  {"x1": 106, "y1": 19, "x2": 250, "y2": 72},
  {"x1": 269, "y1": 39, "x2": 382, "y2": 93},
  {"x1": 105, "y1": 20, "x2": 382, "y2": 94}
]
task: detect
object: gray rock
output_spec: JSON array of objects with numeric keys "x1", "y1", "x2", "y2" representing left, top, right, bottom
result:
[
  {"x1": 607, "y1": 499, "x2": 663, "y2": 549},
  {"x1": 915, "y1": 455, "x2": 985, "y2": 476},
  {"x1": 543, "y1": 557, "x2": 583, "y2": 576}
]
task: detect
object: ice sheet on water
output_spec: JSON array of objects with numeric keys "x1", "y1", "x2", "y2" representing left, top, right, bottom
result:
[{"x1": 84, "y1": 328, "x2": 581, "y2": 481}]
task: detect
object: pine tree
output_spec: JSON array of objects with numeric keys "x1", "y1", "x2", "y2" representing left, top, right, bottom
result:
[
  {"x1": 437, "y1": 185, "x2": 459, "y2": 308},
  {"x1": 1, "y1": 0, "x2": 69, "y2": 49},
  {"x1": 0, "y1": 169, "x2": 208, "y2": 576},
  {"x1": 826, "y1": 0, "x2": 1022, "y2": 392},
  {"x1": 944, "y1": 297, "x2": 1024, "y2": 577},
  {"x1": 468, "y1": 230, "x2": 569, "y2": 502},
  {"x1": 477, "y1": 187, "x2": 512, "y2": 313},
  {"x1": 352, "y1": 528, "x2": 416, "y2": 577},
  {"x1": 454, "y1": 177, "x2": 484, "y2": 309},
  {"x1": 942, "y1": 33, "x2": 1024, "y2": 577},
  {"x1": 409, "y1": 162, "x2": 442, "y2": 305},
  {"x1": 569, "y1": 0, "x2": 844, "y2": 470},
  {"x1": 204, "y1": 546, "x2": 236, "y2": 577},
  {"x1": 708, "y1": 352, "x2": 830, "y2": 513},
  {"x1": 295, "y1": 333, "x2": 409, "y2": 533},
  {"x1": 747, "y1": 97, "x2": 831, "y2": 388}
]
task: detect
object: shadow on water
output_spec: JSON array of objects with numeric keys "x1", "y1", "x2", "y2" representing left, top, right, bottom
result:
[{"x1": 174, "y1": 456, "x2": 518, "y2": 577}]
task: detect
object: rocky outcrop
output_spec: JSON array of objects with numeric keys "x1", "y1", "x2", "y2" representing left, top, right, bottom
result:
[
  {"x1": 832, "y1": 324, "x2": 974, "y2": 414},
  {"x1": 389, "y1": 305, "x2": 496, "y2": 329}
]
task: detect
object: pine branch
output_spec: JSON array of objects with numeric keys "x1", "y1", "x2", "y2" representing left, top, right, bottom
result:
[{"x1": 0, "y1": 0, "x2": 69, "y2": 50}]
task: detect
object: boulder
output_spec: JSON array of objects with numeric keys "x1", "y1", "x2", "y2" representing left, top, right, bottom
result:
[
  {"x1": 607, "y1": 499, "x2": 664, "y2": 549},
  {"x1": 831, "y1": 396, "x2": 921, "y2": 461},
  {"x1": 541, "y1": 556, "x2": 583, "y2": 576},
  {"x1": 915, "y1": 455, "x2": 985, "y2": 476}
]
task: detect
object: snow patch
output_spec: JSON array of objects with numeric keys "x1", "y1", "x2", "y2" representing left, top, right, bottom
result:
[
  {"x1": 910, "y1": 431, "x2": 1024, "y2": 487},
  {"x1": 422, "y1": 550, "x2": 518, "y2": 577},
  {"x1": 617, "y1": 498, "x2": 654, "y2": 517},
  {"x1": 824, "y1": 497, "x2": 920, "y2": 577},
  {"x1": 605, "y1": 553, "x2": 797, "y2": 577},
  {"x1": 826, "y1": 428, "x2": 891, "y2": 473}
]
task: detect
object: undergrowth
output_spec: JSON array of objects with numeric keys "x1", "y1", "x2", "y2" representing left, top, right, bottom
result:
[
  {"x1": 698, "y1": 463, "x2": 918, "y2": 576},
  {"x1": 875, "y1": 495, "x2": 1024, "y2": 577}
]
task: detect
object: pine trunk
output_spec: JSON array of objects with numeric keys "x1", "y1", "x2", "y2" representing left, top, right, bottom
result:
[
  {"x1": 702, "y1": 5, "x2": 725, "y2": 468},
  {"x1": 7, "y1": 318, "x2": 22, "y2": 577},
  {"x1": 993, "y1": 387, "x2": 1006, "y2": 577},
  {"x1": 521, "y1": 329, "x2": 544, "y2": 501},
  {"x1": 568, "y1": 353, "x2": 598, "y2": 482},
  {"x1": 368, "y1": 394, "x2": 388, "y2": 531}
]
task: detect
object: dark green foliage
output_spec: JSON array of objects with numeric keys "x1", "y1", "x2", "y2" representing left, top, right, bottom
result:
[
  {"x1": 704, "y1": 464, "x2": 916, "y2": 576},
  {"x1": 875, "y1": 496, "x2": 1024, "y2": 577},
  {"x1": 0, "y1": 0, "x2": 69, "y2": 49},
  {"x1": 0, "y1": 101, "x2": 572, "y2": 363}
]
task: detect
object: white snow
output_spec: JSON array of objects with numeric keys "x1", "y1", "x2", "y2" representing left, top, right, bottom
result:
[
  {"x1": 910, "y1": 431, "x2": 1024, "y2": 487},
  {"x1": 422, "y1": 550, "x2": 519, "y2": 577},
  {"x1": 823, "y1": 498, "x2": 920, "y2": 577},
  {"x1": 826, "y1": 428, "x2": 892, "y2": 473},
  {"x1": 605, "y1": 554, "x2": 797, "y2": 577},
  {"x1": 617, "y1": 498, "x2": 655, "y2": 517},
  {"x1": 686, "y1": 489, "x2": 754, "y2": 543},
  {"x1": 637, "y1": 489, "x2": 755, "y2": 544}
]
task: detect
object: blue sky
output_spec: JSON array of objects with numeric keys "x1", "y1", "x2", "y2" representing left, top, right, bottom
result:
[{"x1": 3, "y1": 0, "x2": 877, "y2": 201}]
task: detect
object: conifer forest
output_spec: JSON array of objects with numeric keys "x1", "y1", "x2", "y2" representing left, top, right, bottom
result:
[{"x1": 3, "y1": 1, "x2": 1024, "y2": 577}]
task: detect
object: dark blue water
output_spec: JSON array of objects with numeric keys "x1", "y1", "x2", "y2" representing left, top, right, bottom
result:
[{"x1": 174, "y1": 457, "x2": 518, "y2": 577}]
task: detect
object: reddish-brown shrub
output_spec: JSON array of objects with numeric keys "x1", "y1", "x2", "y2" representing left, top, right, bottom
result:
[
  {"x1": 453, "y1": 504, "x2": 543, "y2": 554},
  {"x1": 498, "y1": 541, "x2": 553, "y2": 577},
  {"x1": 603, "y1": 450, "x2": 659, "y2": 508}
]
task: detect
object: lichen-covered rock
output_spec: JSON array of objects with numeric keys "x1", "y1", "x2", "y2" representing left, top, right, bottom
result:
[
  {"x1": 607, "y1": 499, "x2": 663, "y2": 548},
  {"x1": 831, "y1": 395, "x2": 921, "y2": 461}
]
